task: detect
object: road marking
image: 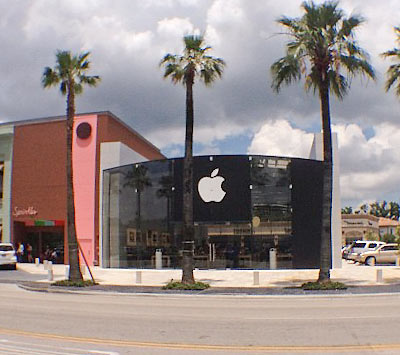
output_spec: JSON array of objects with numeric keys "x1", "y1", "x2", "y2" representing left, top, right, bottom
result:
[
  {"x1": 0, "y1": 327, "x2": 400, "y2": 353},
  {"x1": 246, "y1": 315, "x2": 399, "y2": 320}
]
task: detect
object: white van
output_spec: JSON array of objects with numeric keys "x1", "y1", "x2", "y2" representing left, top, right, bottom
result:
[{"x1": 343, "y1": 240, "x2": 386, "y2": 262}]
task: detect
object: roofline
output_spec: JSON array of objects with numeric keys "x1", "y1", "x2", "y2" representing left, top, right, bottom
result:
[{"x1": 0, "y1": 111, "x2": 163, "y2": 155}]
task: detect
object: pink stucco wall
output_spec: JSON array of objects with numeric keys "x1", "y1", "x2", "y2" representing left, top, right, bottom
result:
[{"x1": 73, "y1": 115, "x2": 98, "y2": 266}]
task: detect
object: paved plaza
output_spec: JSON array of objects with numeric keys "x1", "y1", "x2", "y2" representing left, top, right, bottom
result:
[{"x1": 13, "y1": 260, "x2": 400, "y2": 288}]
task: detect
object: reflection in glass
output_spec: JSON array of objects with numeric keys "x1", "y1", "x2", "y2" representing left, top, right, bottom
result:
[{"x1": 103, "y1": 156, "x2": 301, "y2": 269}]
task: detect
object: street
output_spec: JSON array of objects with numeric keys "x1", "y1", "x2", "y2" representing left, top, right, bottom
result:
[{"x1": 1, "y1": 283, "x2": 400, "y2": 354}]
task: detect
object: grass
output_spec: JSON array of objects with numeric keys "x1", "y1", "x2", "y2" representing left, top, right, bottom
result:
[
  {"x1": 301, "y1": 281, "x2": 347, "y2": 290},
  {"x1": 163, "y1": 279, "x2": 210, "y2": 290},
  {"x1": 52, "y1": 279, "x2": 98, "y2": 287}
]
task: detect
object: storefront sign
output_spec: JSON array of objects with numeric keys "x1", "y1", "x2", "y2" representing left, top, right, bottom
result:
[{"x1": 13, "y1": 206, "x2": 38, "y2": 217}]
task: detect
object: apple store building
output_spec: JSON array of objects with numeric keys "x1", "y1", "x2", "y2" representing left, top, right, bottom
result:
[{"x1": 101, "y1": 155, "x2": 326, "y2": 270}]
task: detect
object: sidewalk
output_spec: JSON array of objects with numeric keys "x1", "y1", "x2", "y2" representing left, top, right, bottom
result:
[{"x1": 15, "y1": 260, "x2": 400, "y2": 288}]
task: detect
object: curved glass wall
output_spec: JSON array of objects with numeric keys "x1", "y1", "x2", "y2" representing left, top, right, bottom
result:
[{"x1": 102, "y1": 155, "x2": 324, "y2": 269}]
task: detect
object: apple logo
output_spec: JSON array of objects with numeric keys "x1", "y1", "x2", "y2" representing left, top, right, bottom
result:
[{"x1": 198, "y1": 168, "x2": 226, "y2": 203}]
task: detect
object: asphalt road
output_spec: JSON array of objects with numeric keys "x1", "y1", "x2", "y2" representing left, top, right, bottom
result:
[{"x1": 1, "y1": 283, "x2": 400, "y2": 354}]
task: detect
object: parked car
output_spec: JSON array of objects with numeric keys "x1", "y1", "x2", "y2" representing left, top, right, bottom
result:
[
  {"x1": 355, "y1": 243, "x2": 399, "y2": 266},
  {"x1": 342, "y1": 240, "x2": 386, "y2": 262},
  {"x1": 0, "y1": 243, "x2": 17, "y2": 270}
]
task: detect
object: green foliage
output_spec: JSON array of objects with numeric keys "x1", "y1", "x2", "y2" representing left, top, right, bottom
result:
[
  {"x1": 163, "y1": 279, "x2": 210, "y2": 290},
  {"x1": 301, "y1": 281, "x2": 347, "y2": 290},
  {"x1": 364, "y1": 231, "x2": 379, "y2": 241},
  {"x1": 42, "y1": 50, "x2": 101, "y2": 95},
  {"x1": 52, "y1": 279, "x2": 98, "y2": 287},
  {"x1": 160, "y1": 34, "x2": 225, "y2": 87},
  {"x1": 382, "y1": 234, "x2": 399, "y2": 244},
  {"x1": 341, "y1": 206, "x2": 353, "y2": 214},
  {"x1": 271, "y1": 1, "x2": 375, "y2": 97},
  {"x1": 382, "y1": 26, "x2": 400, "y2": 97}
]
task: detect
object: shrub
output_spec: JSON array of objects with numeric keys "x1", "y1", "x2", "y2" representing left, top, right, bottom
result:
[
  {"x1": 52, "y1": 279, "x2": 98, "y2": 287},
  {"x1": 163, "y1": 279, "x2": 210, "y2": 290},
  {"x1": 301, "y1": 281, "x2": 347, "y2": 290}
]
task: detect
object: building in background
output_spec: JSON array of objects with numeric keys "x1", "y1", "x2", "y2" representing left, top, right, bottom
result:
[
  {"x1": 341, "y1": 214, "x2": 379, "y2": 244},
  {"x1": 378, "y1": 217, "x2": 400, "y2": 238},
  {"x1": 0, "y1": 111, "x2": 164, "y2": 265}
]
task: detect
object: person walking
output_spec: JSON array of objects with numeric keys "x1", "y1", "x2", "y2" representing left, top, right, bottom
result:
[
  {"x1": 26, "y1": 243, "x2": 33, "y2": 263},
  {"x1": 17, "y1": 243, "x2": 24, "y2": 263}
]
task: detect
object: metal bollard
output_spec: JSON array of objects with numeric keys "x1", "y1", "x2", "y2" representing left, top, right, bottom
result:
[
  {"x1": 155, "y1": 249, "x2": 162, "y2": 269},
  {"x1": 136, "y1": 270, "x2": 142, "y2": 284},
  {"x1": 376, "y1": 269, "x2": 383, "y2": 283},
  {"x1": 269, "y1": 248, "x2": 277, "y2": 270},
  {"x1": 43, "y1": 260, "x2": 49, "y2": 270},
  {"x1": 35, "y1": 258, "x2": 40, "y2": 267},
  {"x1": 253, "y1": 271, "x2": 260, "y2": 286},
  {"x1": 47, "y1": 261, "x2": 53, "y2": 281},
  {"x1": 65, "y1": 265, "x2": 70, "y2": 279}
]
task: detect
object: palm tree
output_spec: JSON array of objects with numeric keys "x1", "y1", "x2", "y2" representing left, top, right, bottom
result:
[
  {"x1": 341, "y1": 206, "x2": 353, "y2": 214},
  {"x1": 42, "y1": 50, "x2": 100, "y2": 281},
  {"x1": 124, "y1": 165, "x2": 152, "y2": 267},
  {"x1": 271, "y1": 1, "x2": 375, "y2": 282},
  {"x1": 160, "y1": 34, "x2": 225, "y2": 284},
  {"x1": 382, "y1": 26, "x2": 400, "y2": 97}
]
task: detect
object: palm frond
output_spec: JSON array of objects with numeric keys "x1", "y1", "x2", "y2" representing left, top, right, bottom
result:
[
  {"x1": 271, "y1": 0, "x2": 374, "y2": 99},
  {"x1": 42, "y1": 67, "x2": 60, "y2": 88},
  {"x1": 384, "y1": 63, "x2": 400, "y2": 92},
  {"x1": 271, "y1": 55, "x2": 301, "y2": 93},
  {"x1": 160, "y1": 33, "x2": 225, "y2": 87},
  {"x1": 42, "y1": 50, "x2": 100, "y2": 96}
]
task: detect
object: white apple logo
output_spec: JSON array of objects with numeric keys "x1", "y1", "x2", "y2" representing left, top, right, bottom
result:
[{"x1": 198, "y1": 168, "x2": 226, "y2": 203}]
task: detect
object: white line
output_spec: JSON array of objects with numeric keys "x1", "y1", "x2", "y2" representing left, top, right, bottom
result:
[{"x1": 246, "y1": 315, "x2": 400, "y2": 320}]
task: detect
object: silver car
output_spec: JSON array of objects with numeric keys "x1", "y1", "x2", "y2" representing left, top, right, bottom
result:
[
  {"x1": 343, "y1": 240, "x2": 386, "y2": 262},
  {"x1": 0, "y1": 243, "x2": 17, "y2": 270},
  {"x1": 355, "y1": 243, "x2": 399, "y2": 266}
]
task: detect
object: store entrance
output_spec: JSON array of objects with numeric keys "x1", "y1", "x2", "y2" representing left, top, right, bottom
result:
[{"x1": 13, "y1": 222, "x2": 64, "y2": 264}]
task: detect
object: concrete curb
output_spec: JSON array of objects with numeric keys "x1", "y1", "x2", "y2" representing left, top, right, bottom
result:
[{"x1": 17, "y1": 281, "x2": 400, "y2": 298}]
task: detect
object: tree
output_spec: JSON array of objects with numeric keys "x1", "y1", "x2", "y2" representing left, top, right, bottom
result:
[
  {"x1": 355, "y1": 203, "x2": 369, "y2": 214},
  {"x1": 382, "y1": 26, "x2": 400, "y2": 97},
  {"x1": 42, "y1": 50, "x2": 100, "y2": 281},
  {"x1": 124, "y1": 165, "x2": 152, "y2": 267},
  {"x1": 160, "y1": 35, "x2": 225, "y2": 284},
  {"x1": 341, "y1": 206, "x2": 353, "y2": 214},
  {"x1": 271, "y1": 1, "x2": 375, "y2": 282},
  {"x1": 368, "y1": 200, "x2": 400, "y2": 220}
]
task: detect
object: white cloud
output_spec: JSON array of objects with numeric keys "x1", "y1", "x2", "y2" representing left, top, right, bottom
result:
[
  {"x1": 207, "y1": 0, "x2": 245, "y2": 26},
  {"x1": 248, "y1": 119, "x2": 400, "y2": 208},
  {"x1": 247, "y1": 120, "x2": 314, "y2": 158},
  {"x1": 157, "y1": 17, "x2": 195, "y2": 38}
]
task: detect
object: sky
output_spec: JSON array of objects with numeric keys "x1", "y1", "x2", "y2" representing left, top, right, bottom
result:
[{"x1": 1, "y1": 0, "x2": 400, "y2": 209}]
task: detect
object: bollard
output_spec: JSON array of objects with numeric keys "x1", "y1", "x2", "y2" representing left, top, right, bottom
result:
[
  {"x1": 65, "y1": 265, "x2": 70, "y2": 279},
  {"x1": 136, "y1": 270, "x2": 142, "y2": 284},
  {"x1": 269, "y1": 248, "x2": 277, "y2": 270},
  {"x1": 253, "y1": 271, "x2": 260, "y2": 286},
  {"x1": 155, "y1": 249, "x2": 162, "y2": 269},
  {"x1": 43, "y1": 260, "x2": 49, "y2": 270},
  {"x1": 35, "y1": 258, "x2": 40, "y2": 267},
  {"x1": 376, "y1": 269, "x2": 383, "y2": 283},
  {"x1": 47, "y1": 261, "x2": 53, "y2": 281},
  {"x1": 396, "y1": 257, "x2": 400, "y2": 267}
]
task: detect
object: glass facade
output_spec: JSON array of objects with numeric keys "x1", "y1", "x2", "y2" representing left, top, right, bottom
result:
[{"x1": 102, "y1": 155, "x2": 324, "y2": 269}]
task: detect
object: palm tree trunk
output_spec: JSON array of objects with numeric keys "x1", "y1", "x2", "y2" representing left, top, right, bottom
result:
[
  {"x1": 66, "y1": 83, "x2": 83, "y2": 282},
  {"x1": 182, "y1": 73, "x2": 195, "y2": 284},
  {"x1": 137, "y1": 191, "x2": 142, "y2": 268},
  {"x1": 318, "y1": 78, "x2": 333, "y2": 283}
]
